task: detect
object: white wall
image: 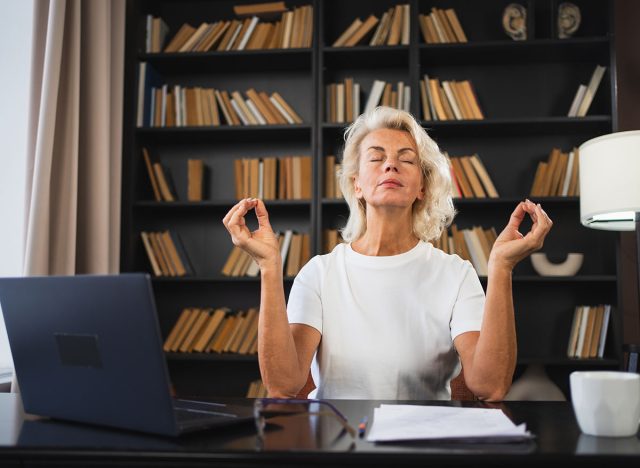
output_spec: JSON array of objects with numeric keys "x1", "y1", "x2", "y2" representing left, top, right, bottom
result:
[{"x1": 0, "y1": 0, "x2": 35, "y2": 368}]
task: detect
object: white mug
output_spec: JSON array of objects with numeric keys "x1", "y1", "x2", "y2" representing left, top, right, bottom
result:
[{"x1": 570, "y1": 371, "x2": 640, "y2": 437}]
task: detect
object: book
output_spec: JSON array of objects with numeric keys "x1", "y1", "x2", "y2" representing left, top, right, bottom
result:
[
  {"x1": 140, "y1": 232, "x2": 162, "y2": 276},
  {"x1": 445, "y1": 9, "x2": 467, "y2": 42},
  {"x1": 234, "y1": 1, "x2": 287, "y2": 17},
  {"x1": 568, "y1": 84, "x2": 587, "y2": 117},
  {"x1": 187, "y1": 159, "x2": 204, "y2": 201},
  {"x1": 469, "y1": 154, "x2": 499, "y2": 198},
  {"x1": 567, "y1": 306, "x2": 583, "y2": 357},
  {"x1": 343, "y1": 15, "x2": 379, "y2": 47},
  {"x1": 576, "y1": 65, "x2": 607, "y2": 117},
  {"x1": 597, "y1": 305, "x2": 611, "y2": 358}
]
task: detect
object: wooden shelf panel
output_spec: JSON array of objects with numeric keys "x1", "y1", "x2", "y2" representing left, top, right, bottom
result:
[
  {"x1": 136, "y1": 124, "x2": 312, "y2": 143},
  {"x1": 140, "y1": 48, "x2": 313, "y2": 74},
  {"x1": 135, "y1": 200, "x2": 312, "y2": 209}
]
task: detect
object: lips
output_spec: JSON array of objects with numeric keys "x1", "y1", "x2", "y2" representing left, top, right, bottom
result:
[{"x1": 378, "y1": 179, "x2": 403, "y2": 187}]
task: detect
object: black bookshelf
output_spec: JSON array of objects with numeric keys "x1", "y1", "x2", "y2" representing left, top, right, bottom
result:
[{"x1": 121, "y1": 0, "x2": 620, "y2": 398}]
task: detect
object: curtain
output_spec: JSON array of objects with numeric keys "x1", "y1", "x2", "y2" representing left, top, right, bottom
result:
[{"x1": 16, "y1": 0, "x2": 126, "y2": 391}]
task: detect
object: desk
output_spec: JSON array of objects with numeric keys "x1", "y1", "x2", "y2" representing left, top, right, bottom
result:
[{"x1": 0, "y1": 393, "x2": 638, "y2": 467}]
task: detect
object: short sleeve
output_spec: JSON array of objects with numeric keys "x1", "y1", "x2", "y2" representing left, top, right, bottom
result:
[
  {"x1": 286, "y1": 255, "x2": 323, "y2": 334},
  {"x1": 449, "y1": 261, "x2": 485, "y2": 340}
]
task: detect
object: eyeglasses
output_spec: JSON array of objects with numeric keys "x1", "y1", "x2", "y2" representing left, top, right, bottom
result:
[{"x1": 253, "y1": 398, "x2": 357, "y2": 442}]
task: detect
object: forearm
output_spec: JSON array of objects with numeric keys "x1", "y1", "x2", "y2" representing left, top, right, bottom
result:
[
  {"x1": 467, "y1": 264, "x2": 517, "y2": 400},
  {"x1": 257, "y1": 265, "x2": 306, "y2": 397}
]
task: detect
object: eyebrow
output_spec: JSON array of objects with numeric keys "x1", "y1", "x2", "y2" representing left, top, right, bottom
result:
[{"x1": 366, "y1": 146, "x2": 416, "y2": 154}]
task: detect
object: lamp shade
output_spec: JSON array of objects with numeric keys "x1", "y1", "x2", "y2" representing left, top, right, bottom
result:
[{"x1": 579, "y1": 130, "x2": 640, "y2": 231}]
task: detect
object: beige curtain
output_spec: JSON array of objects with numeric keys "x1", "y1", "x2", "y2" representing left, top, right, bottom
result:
[
  {"x1": 24, "y1": 0, "x2": 125, "y2": 276},
  {"x1": 15, "y1": 0, "x2": 125, "y2": 392}
]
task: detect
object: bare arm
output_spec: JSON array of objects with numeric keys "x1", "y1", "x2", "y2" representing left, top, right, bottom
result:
[
  {"x1": 455, "y1": 200, "x2": 553, "y2": 401},
  {"x1": 223, "y1": 198, "x2": 319, "y2": 397}
]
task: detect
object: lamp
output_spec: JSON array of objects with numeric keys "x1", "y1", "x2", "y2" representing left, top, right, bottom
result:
[{"x1": 579, "y1": 130, "x2": 640, "y2": 372}]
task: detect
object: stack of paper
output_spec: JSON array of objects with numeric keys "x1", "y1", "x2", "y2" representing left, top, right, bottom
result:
[{"x1": 366, "y1": 405, "x2": 532, "y2": 442}]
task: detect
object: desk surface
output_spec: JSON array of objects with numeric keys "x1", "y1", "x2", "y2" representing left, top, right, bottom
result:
[{"x1": 0, "y1": 393, "x2": 638, "y2": 467}]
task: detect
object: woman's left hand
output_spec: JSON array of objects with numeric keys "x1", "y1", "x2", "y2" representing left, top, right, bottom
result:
[{"x1": 489, "y1": 199, "x2": 553, "y2": 271}]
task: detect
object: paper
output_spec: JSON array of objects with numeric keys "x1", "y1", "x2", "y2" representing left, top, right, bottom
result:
[{"x1": 366, "y1": 405, "x2": 533, "y2": 442}]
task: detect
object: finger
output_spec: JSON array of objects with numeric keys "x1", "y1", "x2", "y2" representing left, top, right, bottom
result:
[
  {"x1": 525, "y1": 204, "x2": 553, "y2": 249},
  {"x1": 226, "y1": 199, "x2": 256, "y2": 241},
  {"x1": 254, "y1": 199, "x2": 272, "y2": 230},
  {"x1": 222, "y1": 199, "x2": 249, "y2": 227},
  {"x1": 506, "y1": 202, "x2": 527, "y2": 230}
]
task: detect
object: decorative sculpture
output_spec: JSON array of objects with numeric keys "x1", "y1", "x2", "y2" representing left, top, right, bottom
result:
[
  {"x1": 531, "y1": 252, "x2": 584, "y2": 276},
  {"x1": 558, "y1": 2, "x2": 581, "y2": 39},
  {"x1": 502, "y1": 3, "x2": 527, "y2": 41}
]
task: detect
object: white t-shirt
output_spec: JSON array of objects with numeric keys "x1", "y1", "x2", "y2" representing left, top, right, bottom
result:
[{"x1": 286, "y1": 241, "x2": 485, "y2": 400}]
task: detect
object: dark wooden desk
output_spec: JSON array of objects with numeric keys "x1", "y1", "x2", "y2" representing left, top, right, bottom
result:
[{"x1": 0, "y1": 393, "x2": 638, "y2": 467}]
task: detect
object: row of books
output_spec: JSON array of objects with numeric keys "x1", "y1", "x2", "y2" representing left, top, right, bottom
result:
[
  {"x1": 163, "y1": 307, "x2": 259, "y2": 355},
  {"x1": 323, "y1": 155, "x2": 343, "y2": 199},
  {"x1": 418, "y1": 8, "x2": 467, "y2": 44},
  {"x1": 326, "y1": 79, "x2": 411, "y2": 123},
  {"x1": 567, "y1": 305, "x2": 611, "y2": 359},
  {"x1": 233, "y1": 156, "x2": 312, "y2": 200},
  {"x1": 222, "y1": 230, "x2": 311, "y2": 278},
  {"x1": 141, "y1": 230, "x2": 195, "y2": 277},
  {"x1": 420, "y1": 75, "x2": 484, "y2": 121},
  {"x1": 246, "y1": 379, "x2": 268, "y2": 398},
  {"x1": 333, "y1": 4, "x2": 410, "y2": 48},
  {"x1": 142, "y1": 149, "x2": 205, "y2": 202},
  {"x1": 139, "y1": 75, "x2": 303, "y2": 128},
  {"x1": 446, "y1": 153, "x2": 499, "y2": 199},
  {"x1": 567, "y1": 65, "x2": 607, "y2": 117},
  {"x1": 146, "y1": 3, "x2": 312, "y2": 53},
  {"x1": 530, "y1": 147, "x2": 580, "y2": 197},
  {"x1": 432, "y1": 224, "x2": 498, "y2": 277}
]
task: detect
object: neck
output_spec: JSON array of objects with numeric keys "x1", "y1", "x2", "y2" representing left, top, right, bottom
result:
[{"x1": 352, "y1": 206, "x2": 419, "y2": 256}]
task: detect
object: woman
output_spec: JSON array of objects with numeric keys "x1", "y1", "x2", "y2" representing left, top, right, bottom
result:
[{"x1": 223, "y1": 106, "x2": 552, "y2": 401}]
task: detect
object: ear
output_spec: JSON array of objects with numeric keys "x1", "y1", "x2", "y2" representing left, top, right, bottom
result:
[
  {"x1": 416, "y1": 180, "x2": 425, "y2": 200},
  {"x1": 353, "y1": 176, "x2": 363, "y2": 198}
]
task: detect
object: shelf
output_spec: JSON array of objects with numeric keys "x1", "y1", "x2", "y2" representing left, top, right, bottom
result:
[
  {"x1": 135, "y1": 200, "x2": 312, "y2": 210},
  {"x1": 139, "y1": 48, "x2": 313, "y2": 74},
  {"x1": 166, "y1": 352, "x2": 257, "y2": 363},
  {"x1": 323, "y1": 45, "x2": 409, "y2": 69},
  {"x1": 136, "y1": 124, "x2": 312, "y2": 143},
  {"x1": 418, "y1": 37, "x2": 610, "y2": 65},
  {"x1": 322, "y1": 117, "x2": 612, "y2": 136}
]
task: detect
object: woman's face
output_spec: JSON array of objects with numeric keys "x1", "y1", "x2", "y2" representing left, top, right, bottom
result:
[{"x1": 353, "y1": 128, "x2": 425, "y2": 209}]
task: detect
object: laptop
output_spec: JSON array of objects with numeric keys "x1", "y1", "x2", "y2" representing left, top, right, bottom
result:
[{"x1": 0, "y1": 273, "x2": 255, "y2": 437}]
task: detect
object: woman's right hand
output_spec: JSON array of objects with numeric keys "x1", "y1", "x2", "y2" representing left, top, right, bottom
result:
[{"x1": 222, "y1": 198, "x2": 281, "y2": 271}]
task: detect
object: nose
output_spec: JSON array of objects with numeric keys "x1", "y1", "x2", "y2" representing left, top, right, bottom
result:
[{"x1": 384, "y1": 159, "x2": 399, "y2": 173}]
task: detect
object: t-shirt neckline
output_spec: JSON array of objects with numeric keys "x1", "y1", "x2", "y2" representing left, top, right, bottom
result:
[{"x1": 345, "y1": 240, "x2": 431, "y2": 268}]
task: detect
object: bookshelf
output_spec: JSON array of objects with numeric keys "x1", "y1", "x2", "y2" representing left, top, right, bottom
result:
[{"x1": 121, "y1": 0, "x2": 620, "y2": 398}]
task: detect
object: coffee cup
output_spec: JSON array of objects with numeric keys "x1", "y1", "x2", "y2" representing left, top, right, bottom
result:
[{"x1": 570, "y1": 371, "x2": 640, "y2": 437}]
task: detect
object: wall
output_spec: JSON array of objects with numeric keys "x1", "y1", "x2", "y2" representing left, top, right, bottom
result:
[
  {"x1": 615, "y1": 0, "x2": 640, "y2": 347},
  {"x1": 0, "y1": 0, "x2": 35, "y2": 369}
]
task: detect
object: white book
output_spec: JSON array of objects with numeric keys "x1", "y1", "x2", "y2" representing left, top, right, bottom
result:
[
  {"x1": 597, "y1": 305, "x2": 611, "y2": 358},
  {"x1": 403, "y1": 86, "x2": 411, "y2": 112},
  {"x1": 561, "y1": 151, "x2": 575, "y2": 196},
  {"x1": 258, "y1": 160, "x2": 264, "y2": 199},
  {"x1": 567, "y1": 306, "x2": 583, "y2": 357},
  {"x1": 401, "y1": 4, "x2": 410, "y2": 45},
  {"x1": 149, "y1": 86, "x2": 156, "y2": 127},
  {"x1": 576, "y1": 306, "x2": 591, "y2": 359},
  {"x1": 136, "y1": 62, "x2": 147, "y2": 127},
  {"x1": 245, "y1": 99, "x2": 267, "y2": 125},
  {"x1": 423, "y1": 75, "x2": 437, "y2": 120},
  {"x1": 430, "y1": 11, "x2": 447, "y2": 43},
  {"x1": 462, "y1": 229, "x2": 488, "y2": 276},
  {"x1": 567, "y1": 84, "x2": 587, "y2": 117},
  {"x1": 225, "y1": 22, "x2": 244, "y2": 51},
  {"x1": 280, "y1": 230, "x2": 294, "y2": 269},
  {"x1": 230, "y1": 99, "x2": 250, "y2": 125},
  {"x1": 576, "y1": 65, "x2": 607, "y2": 117},
  {"x1": 236, "y1": 16, "x2": 259, "y2": 51},
  {"x1": 269, "y1": 96, "x2": 295, "y2": 124},
  {"x1": 145, "y1": 15, "x2": 153, "y2": 52},
  {"x1": 180, "y1": 87, "x2": 187, "y2": 127},
  {"x1": 370, "y1": 11, "x2": 389, "y2": 46},
  {"x1": 160, "y1": 84, "x2": 168, "y2": 127},
  {"x1": 442, "y1": 81, "x2": 463, "y2": 120},
  {"x1": 365, "y1": 80, "x2": 386, "y2": 114},
  {"x1": 245, "y1": 258, "x2": 260, "y2": 276}
]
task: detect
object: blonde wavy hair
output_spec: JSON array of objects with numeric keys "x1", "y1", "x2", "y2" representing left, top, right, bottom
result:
[{"x1": 338, "y1": 106, "x2": 456, "y2": 243}]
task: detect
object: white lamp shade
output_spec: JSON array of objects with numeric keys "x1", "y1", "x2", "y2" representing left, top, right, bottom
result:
[{"x1": 579, "y1": 130, "x2": 640, "y2": 231}]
